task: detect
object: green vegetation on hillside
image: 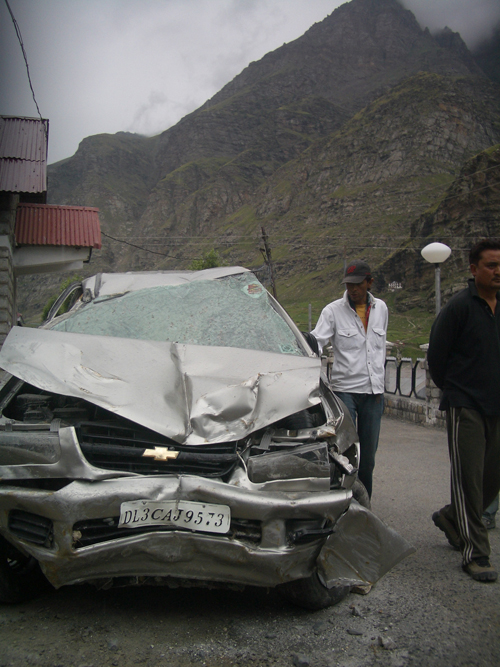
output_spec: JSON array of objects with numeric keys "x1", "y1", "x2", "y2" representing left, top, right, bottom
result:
[
  {"x1": 41, "y1": 275, "x2": 83, "y2": 322},
  {"x1": 189, "y1": 249, "x2": 224, "y2": 270}
]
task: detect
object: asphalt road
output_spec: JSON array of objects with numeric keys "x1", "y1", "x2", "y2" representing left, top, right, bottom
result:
[{"x1": 0, "y1": 416, "x2": 499, "y2": 667}]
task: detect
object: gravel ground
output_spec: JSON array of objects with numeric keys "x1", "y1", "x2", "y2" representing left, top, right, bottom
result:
[{"x1": 0, "y1": 416, "x2": 499, "y2": 667}]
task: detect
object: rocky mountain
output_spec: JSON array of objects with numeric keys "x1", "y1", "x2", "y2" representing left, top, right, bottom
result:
[
  {"x1": 19, "y1": 0, "x2": 500, "y2": 323},
  {"x1": 378, "y1": 143, "x2": 500, "y2": 310}
]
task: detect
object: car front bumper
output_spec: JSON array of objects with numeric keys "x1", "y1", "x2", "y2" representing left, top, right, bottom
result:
[{"x1": 0, "y1": 473, "x2": 351, "y2": 589}]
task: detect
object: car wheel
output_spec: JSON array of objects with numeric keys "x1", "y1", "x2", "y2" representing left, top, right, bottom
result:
[
  {"x1": 0, "y1": 535, "x2": 52, "y2": 604},
  {"x1": 278, "y1": 572, "x2": 350, "y2": 610},
  {"x1": 352, "y1": 478, "x2": 371, "y2": 510}
]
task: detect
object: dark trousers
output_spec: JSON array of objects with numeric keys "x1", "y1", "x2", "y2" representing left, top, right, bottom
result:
[
  {"x1": 441, "y1": 407, "x2": 500, "y2": 563},
  {"x1": 334, "y1": 392, "x2": 384, "y2": 498}
]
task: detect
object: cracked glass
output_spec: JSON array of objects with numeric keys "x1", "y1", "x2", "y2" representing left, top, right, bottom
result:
[{"x1": 50, "y1": 273, "x2": 304, "y2": 356}]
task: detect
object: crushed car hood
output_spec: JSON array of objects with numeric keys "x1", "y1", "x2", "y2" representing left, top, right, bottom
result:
[{"x1": 0, "y1": 327, "x2": 321, "y2": 445}]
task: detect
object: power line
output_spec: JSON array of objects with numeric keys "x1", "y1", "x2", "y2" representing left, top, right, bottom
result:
[
  {"x1": 101, "y1": 231, "x2": 201, "y2": 260},
  {"x1": 99, "y1": 164, "x2": 499, "y2": 258},
  {"x1": 99, "y1": 236, "x2": 489, "y2": 259},
  {"x1": 121, "y1": 233, "x2": 497, "y2": 242},
  {"x1": 4, "y1": 0, "x2": 45, "y2": 128}
]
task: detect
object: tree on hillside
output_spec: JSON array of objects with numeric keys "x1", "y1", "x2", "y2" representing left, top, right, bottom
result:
[{"x1": 189, "y1": 249, "x2": 224, "y2": 270}]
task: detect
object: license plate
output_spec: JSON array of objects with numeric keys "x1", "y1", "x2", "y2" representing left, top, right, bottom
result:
[{"x1": 118, "y1": 499, "x2": 231, "y2": 534}]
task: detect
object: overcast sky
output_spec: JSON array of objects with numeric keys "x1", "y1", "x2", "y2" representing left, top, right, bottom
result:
[{"x1": 1, "y1": 0, "x2": 499, "y2": 165}]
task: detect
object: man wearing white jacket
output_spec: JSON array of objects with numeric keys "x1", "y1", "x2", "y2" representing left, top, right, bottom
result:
[{"x1": 311, "y1": 260, "x2": 388, "y2": 498}]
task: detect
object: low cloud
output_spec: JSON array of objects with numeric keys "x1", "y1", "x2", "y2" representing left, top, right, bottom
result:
[
  {"x1": 2, "y1": 0, "x2": 497, "y2": 164},
  {"x1": 402, "y1": 0, "x2": 500, "y2": 49}
]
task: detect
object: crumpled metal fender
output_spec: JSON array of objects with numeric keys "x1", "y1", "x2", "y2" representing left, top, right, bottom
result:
[{"x1": 317, "y1": 502, "x2": 415, "y2": 588}]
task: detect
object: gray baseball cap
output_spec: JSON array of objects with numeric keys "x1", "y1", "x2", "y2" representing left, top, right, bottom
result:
[{"x1": 341, "y1": 259, "x2": 372, "y2": 284}]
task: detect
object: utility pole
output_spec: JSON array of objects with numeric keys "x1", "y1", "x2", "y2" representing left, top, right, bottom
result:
[{"x1": 260, "y1": 227, "x2": 278, "y2": 300}]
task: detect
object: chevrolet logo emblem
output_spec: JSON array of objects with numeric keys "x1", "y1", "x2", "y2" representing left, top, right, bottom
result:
[{"x1": 142, "y1": 447, "x2": 180, "y2": 461}]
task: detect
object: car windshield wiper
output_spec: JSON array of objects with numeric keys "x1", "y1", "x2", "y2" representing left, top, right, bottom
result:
[{"x1": 93, "y1": 292, "x2": 130, "y2": 304}]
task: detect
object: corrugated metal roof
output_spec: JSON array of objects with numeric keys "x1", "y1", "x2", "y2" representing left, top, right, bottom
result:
[
  {"x1": 0, "y1": 116, "x2": 48, "y2": 193},
  {"x1": 15, "y1": 204, "x2": 102, "y2": 249}
]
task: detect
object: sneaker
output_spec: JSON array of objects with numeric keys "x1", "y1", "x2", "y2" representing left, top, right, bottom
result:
[
  {"x1": 482, "y1": 515, "x2": 496, "y2": 530},
  {"x1": 432, "y1": 510, "x2": 461, "y2": 550},
  {"x1": 462, "y1": 557, "x2": 498, "y2": 582}
]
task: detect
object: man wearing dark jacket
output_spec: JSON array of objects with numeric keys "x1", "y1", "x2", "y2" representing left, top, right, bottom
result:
[{"x1": 428, "y1": 238, "x2": 500, "y2": 582}]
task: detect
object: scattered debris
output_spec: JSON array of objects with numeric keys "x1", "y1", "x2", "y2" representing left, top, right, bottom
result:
[
  {"x1": 347, "y1": 628, "x2": 363, "y2": 636},
  {"x1": 107, "y1": 639, "x2": 119, "y2": 652},
  {"x1": 351, "y1": 584, "x2": 372, "y2": 595},
  {"x1": 313, "y1": 621, "x2": 329, "y2": 634},
  {"x1": 350, "y1": 604, "x2": 363, "y2": 617},
  {"x1": 378, "y1": 635, "x2": 397, "y2": 650}
]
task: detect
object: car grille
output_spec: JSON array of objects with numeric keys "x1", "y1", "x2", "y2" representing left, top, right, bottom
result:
[
  {"x1": 75, "y1": 421, "x2": 238, "y2": 477},
  {"x1": 72, "y1": 517, "x2": 262, "y2": 548},
  {"x1": 8, "y1": 509, "x2": 53, "y2": 548}
]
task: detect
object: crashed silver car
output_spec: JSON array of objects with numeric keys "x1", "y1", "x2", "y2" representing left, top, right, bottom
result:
[{"x1": 0, "y1": 267, "x2": 412, "y2": 609}]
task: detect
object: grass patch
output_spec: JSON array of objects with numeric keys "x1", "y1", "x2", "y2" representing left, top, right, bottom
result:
[{"x1": 386, "y1": 309, "x2": 435, "y2": 359}]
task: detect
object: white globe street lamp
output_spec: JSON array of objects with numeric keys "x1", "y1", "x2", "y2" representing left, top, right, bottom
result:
[{"x1": 421, "y1": 242, "x2": 452, "y2": 315}]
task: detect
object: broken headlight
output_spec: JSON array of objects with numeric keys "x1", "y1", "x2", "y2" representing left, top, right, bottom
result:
[
  {"x1": 0, "y1": 426, "x2": 61, "y2": 465},
  {"x1": 247, "y1": 442, "x2": 330, "y2": 484}
]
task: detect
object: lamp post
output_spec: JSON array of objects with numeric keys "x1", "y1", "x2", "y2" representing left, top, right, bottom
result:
[{"x1": 421, "y1": 242, "x2": 452, "y2": 315}]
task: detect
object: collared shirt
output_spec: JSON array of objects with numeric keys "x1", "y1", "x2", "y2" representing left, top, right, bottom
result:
[
  {"x1": 428, "y1": 278, "x2": 500, "y2": 415},
  {"x1": 311, "y1": 291, "x2": 388, "y2": 394}
]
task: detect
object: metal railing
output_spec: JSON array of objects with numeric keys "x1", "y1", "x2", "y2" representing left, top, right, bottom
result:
[
  {"x1": 384, "y1": 357, "x2": 426, "y2": 399},
  {"x1": 324, "y1": 352, "x2": 427, "y2": 401}
]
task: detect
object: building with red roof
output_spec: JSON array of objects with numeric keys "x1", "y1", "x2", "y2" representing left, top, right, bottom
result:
[{"x1": 0, "y1": 116, "x2": 101, "y2": 343}]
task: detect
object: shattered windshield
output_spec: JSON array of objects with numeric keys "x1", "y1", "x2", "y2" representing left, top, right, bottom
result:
[{"x1": 50, "y1": 273, "x2": 304, "y2": 356}]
